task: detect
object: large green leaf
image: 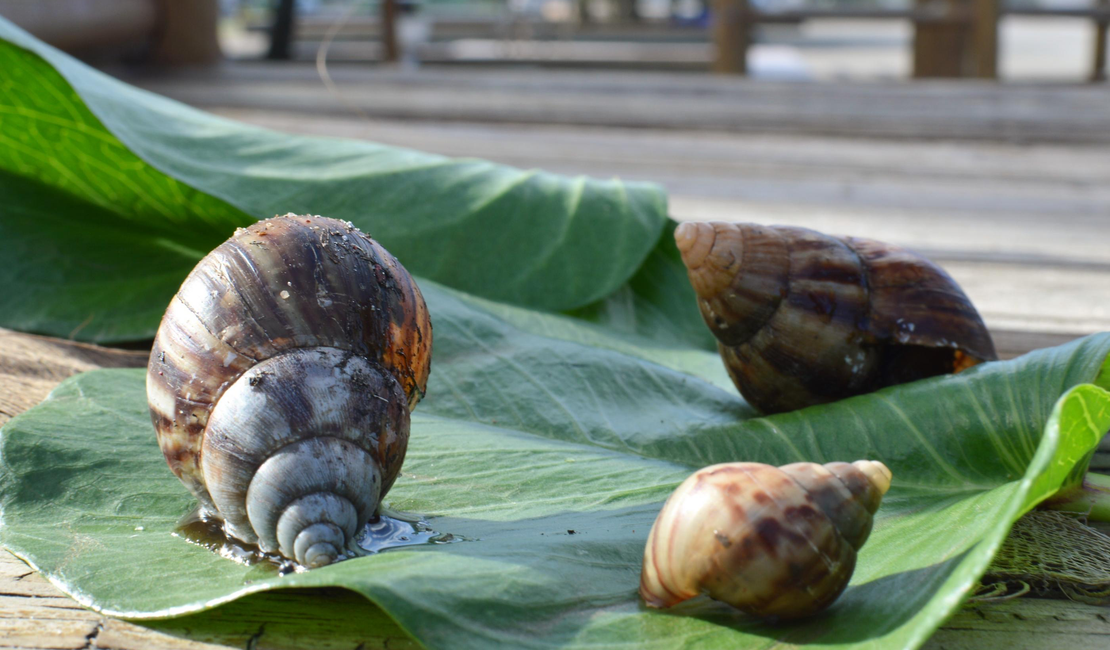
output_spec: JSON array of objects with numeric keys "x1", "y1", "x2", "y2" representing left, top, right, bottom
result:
[
  {"x1": 3, "y1": 281, "x2": 1109, "y2": 649},
  {"x1": 0, "y1": 17, "x2": 667, "y2": 342}
]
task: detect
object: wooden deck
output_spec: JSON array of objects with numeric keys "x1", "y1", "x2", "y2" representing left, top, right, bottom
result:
[
  {"x1": 125, "y1": 63, "x2": 1110, "y2": 343},
  {"x1": 128, "y1": 63, "x2": 1110, "y2": 142},
  {"x1": 3, "y1": 64, "x2": 1110, "y2": 648}
]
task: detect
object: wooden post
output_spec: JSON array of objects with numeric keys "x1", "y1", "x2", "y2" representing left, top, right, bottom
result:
[
  {"x1": 913, "y1": 0, "x2": 968, "y2": 77},
  {"x1": 971, "y1": 0, "x2": 998, "y2": 78},
  {"x1": 267, "y1": 0, "x2": 297, "y2": 60},
  {"x1": 154, "y1": 0, "x2": 222, "y2": 65},
  {"x1": 1095, "y1": 0, "x2": 1109, "y2": 82},
  {"x1": 381, "y1": 0, "x2": 400, "y2": 63},
  {"x1": 712, "y1": 0, "x2": 750, "y2": 75},
  {"x1": 617, "y1": 0, "x2": 640, "y2": 22}
]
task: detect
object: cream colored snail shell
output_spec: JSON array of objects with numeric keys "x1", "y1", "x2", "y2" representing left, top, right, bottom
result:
[
  {"x1": 147, "y1": 214, "x2": 431, "y2": 568},
  {"x1": 641, "y1": 460, "x2": 892, "y2": 620},
  {"x1": 675, "y1": 222, "x2": 997, "y2": 414}
]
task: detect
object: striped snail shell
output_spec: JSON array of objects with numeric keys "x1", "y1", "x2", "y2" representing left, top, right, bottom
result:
[
  {"x1": 147, "y1": 214, "x2": 431, "y2": 568},
  {"x1": 675, "y1": 222, "x2": 997, "y2": 414},
  {"x1": 640, "y1": 460, "x2": 892, "y2": 620}
]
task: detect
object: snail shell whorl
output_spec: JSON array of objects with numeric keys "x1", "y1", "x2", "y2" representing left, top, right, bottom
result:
[
  {"x1": 640, "y1": 460, "x2": 892, "y2": 620},
  {"x1": 147, "y1": 214, "x2": 431, "y2": 566},
  {"x1": 675, "y1": 221, "x2": 996, "y2": 414}
]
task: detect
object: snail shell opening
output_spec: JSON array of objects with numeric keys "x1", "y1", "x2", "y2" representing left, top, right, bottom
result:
[{"x1": 675, "y1": 221, "x2": 996, "y2": 414}]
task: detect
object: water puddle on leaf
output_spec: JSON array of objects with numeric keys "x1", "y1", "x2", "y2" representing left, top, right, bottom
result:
[
  {"x1": 173, "y1": 505, "x2": 466, "y2": 583},
  {"x1": 357, "y1": 509, "x2": 465, "y2": 552}
]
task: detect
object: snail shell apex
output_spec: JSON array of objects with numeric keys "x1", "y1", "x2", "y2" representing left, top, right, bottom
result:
[
  {"x1": 640, "y1": 460, "x2": 892, "y2": 620},
  {"x1": 675, "y1": 222, "x2": 996, "y2": 414},
  {"x1": 147, "y1": 214, "x2": 431, "y2": 567}
]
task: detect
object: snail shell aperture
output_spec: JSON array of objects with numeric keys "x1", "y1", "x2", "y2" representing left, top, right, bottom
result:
[
  {"x1": 640, "y1": 460, "x2": 892, "y2": 620},
  {"x1": 675, "y1": 221, "x2": 997, "y2": 414},
  {"x1": 147, "y1": 214, "x2": 431, "y2": 567}
]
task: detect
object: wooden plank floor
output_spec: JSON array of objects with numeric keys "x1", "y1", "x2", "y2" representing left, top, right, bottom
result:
[
  {"x1": 123, "y1": 64, "x2": 1110, "y2": 143},
  {"x1": 3, "y1": 64, "x2": 1108, "y2": 648}
]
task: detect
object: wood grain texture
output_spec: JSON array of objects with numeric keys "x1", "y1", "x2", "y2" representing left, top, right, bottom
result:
[
  {"x1": 0, "y1": 329, "x2": 146, "y2": 427},
  {"x1": 119, "y1": 64, "x2": 1110, "y2": 144},
  {"x1": 0, "y1": 548, "x2": 417, "y2": 650},
  {"x1": 928, "y1": 598, "x2": 1110, "y2": 649}
]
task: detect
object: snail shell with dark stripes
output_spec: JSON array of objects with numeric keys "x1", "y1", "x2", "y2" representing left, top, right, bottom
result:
[
  {"x1": 147, "y1": 214, "x2": 431, "y2": 567},
  {"x1": 675, "y1": 222, "x2": 997, "y2": 414},
  {"x1": 640, "y1": 460, "x2": 892, "y2": 620}
]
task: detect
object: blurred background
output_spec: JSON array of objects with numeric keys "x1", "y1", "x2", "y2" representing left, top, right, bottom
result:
[
  {"x1": 1, "y1": 0, "x2": 1107, "y2": 78},
  {"x1": 1, "y1": 0, "x2": 1109, "y2": 356}
]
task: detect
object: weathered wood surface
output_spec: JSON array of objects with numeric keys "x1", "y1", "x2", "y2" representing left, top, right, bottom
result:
[
  {"x1": 0, "y1": 326, "x2": 1107, "y2": 650},
  {"x1": 122, "y1": 64, "x2": 1110, "y2": 143},
  {"x1": 0, "y1": 546, "x2": 418, "y2": 650},
  {"x1": 0, "y1": 329, "x2": 147, "y2": 427},
  {"x1": 927, "y1": 598, "x2": 1110, "y2": 649}
]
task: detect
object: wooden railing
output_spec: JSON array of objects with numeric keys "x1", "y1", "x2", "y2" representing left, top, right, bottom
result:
[
  {"x1": 259, "y1": 0, "x2": 1108, "y2": 81},
  {"x1": 713, "y1": 0, "x2": 1110, "y2": 80}
]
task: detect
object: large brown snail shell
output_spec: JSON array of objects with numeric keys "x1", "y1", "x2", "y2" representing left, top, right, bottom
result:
[
  {"x1": 640, "y1": 460, "x2": 892, "y2": 620},
  {"x1": 147, "y1": 214, "x2": 431, "y2": 567},
  {"x1": 675, "y1": 222, "x2": 997, "y2": 414}
]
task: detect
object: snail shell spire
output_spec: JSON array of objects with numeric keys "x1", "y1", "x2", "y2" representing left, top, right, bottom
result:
[
  {"x1": 675, "y1": 221, "x2": 996, "y2": 414},
  {"x1": 147, "y1": 214, "x2": 432, "y2": 566},
  {"x1": 640, "y1": 460, "x2": 892, "y2": 620}
]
